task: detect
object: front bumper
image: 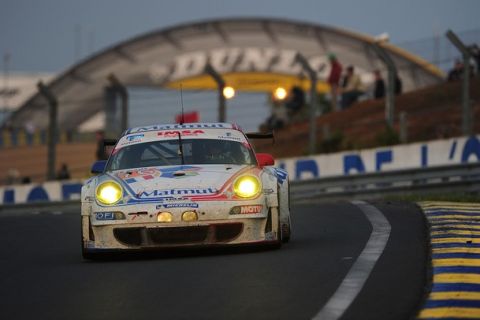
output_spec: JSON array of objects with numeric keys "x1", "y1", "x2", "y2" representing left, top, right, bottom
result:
[{"x1": 83, "y1": 215, "x2": 279, "y2": 251}]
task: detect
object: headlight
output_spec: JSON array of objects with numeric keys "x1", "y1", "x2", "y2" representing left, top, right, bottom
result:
[
  {"x1": 157, "y1": 212, "x2": 172, "y2": 223},
  {"x1": 182, "y1": 211, "x2": 198, "y2": 222},
  {"x1": 233, "y1": 175, "x2": 261, "y2": 198},
  {"x1": 96, "y1": 181, "x2": 122, "y2": 205}
]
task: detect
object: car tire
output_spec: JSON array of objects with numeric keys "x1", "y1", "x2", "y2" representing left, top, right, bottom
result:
[
  {"x1": 81, "y1": 218, "x2": 100, "y2": 260},
  {"x1": 281, "y1": 217, "x2": 291, "y2": 243}
]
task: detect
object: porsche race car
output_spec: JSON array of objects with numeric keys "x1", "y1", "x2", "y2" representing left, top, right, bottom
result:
[{"x1": 81, "y1": 122, "x2": 291, "y2": 259}]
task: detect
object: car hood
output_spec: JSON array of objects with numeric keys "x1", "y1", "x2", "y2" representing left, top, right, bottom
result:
[{"x1": 110, "y1": 164, "x2": 252, "y2": 199}]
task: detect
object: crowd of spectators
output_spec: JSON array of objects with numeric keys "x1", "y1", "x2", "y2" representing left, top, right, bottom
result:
[{"x1": 261, "y1": 43, "x2": 480, "y2": 132}]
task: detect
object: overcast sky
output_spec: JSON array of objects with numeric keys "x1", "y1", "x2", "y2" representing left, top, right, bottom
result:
[{"x1": 1, "y1": 0, "x2": 480, "y2": 73}]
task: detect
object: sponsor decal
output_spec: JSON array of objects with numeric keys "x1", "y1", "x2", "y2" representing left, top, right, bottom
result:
[
  {"x1": 218, "y1": 134, "x2": 242, "y2": 141},
  {"x1": 118, "y1": 166, "x2": 201, "y2": 183},
  {"x1": 158, "y1": 129, "x2": 204, "y2": 137},
  {"x1": 230, "y1": 205, "x2": 263, "y2": 215},
  {"x1": 157, "y1": 203, "x2": 199, "y2": 209},
  {"x1": 272, "y1": 168, "x2": 288, "y2": 184},
  {"x1": 126, "y1": 123, "x2": 228, "y2": 135},
  {"x1": 240, "y1": 205, "x2": 263, "y2": 214},
  {"x1": 95, "y1": 212, "x2": 115, "y2": 220},
  {"x1": 138, "y1": 188, "x2": 217, "y2": 199},
  {"x1": 126, "y1": 134, "x2": 144, "y2": 142},
  {"x1": 117, "y1": 168, "x2": 161, "y2": 183},
  {"x1": 158, "y1": 166, "x2": 201, "y2": 178},
  {"x1": 149, "y1": 48, "x2": 331, "y2": 86}
]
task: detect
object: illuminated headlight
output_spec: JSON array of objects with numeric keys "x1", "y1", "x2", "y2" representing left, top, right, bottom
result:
[
  {"x1": 157, "y1": 212, "x2": 172, "y2": 223},
  {"x1": 96, "y1": 181, "x2": 122, "y2": 205},
  {"x1": 182, "y1": 211, "x2": 198, "y2": 222},
  {"x1": 233, "y1": 175, "x2": 261, "y2": 198}
]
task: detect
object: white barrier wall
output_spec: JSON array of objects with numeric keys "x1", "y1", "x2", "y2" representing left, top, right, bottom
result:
[
  {"x1": 2, "y1": 135, "x2": 480, "y2": 205},
  {"x1": 277, "y1": 135, "x2": 480, "y2": 180}
]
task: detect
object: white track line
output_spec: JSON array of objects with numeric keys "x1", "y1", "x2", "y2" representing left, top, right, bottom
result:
[{"x1": 312, "y1": 200, "x2": 391, "y2": 320}]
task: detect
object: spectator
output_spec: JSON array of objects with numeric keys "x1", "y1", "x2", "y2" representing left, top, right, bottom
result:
[
  {"x1": 266, "y1": 99, "x2": 288, "y2": 131},
  {"x1": 21, "y1": 176, "x2": 31, "y2": 184},
  {"x1": 469, "y1": 44, "x2": 480, "y2": 74},
  {"x1": 57, "y1": 163, "x2": 71, "y2": 180},
  {"x1": 447, "y1": 59, "x2": 464, "y2": 82},
  {"x1": 95, "y1": 130, "x2": 108, "y2": 160},
  {"x1": 6, "y1": 168, "x2": 20, "y2": 185},
  {"x1": 285, "y1": 86, "x2": 305, "y2": 116},
  {"x1": 395, "y1": 74, "x2": 403, "y2": 95},
  {"x1": 373, "y1": 70, "x2": 385, "y2": 99},
  {"x1": 340, "y1": 66, "x2": 365, "y2": 109},
  {"x1": 327, "y1": 53, "x2": 343, "y2": 111}
]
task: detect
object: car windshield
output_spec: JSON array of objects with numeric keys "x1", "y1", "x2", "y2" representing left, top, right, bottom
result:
[{"x1": 107, "y1": 138, "x2": 256, "y2": 171}]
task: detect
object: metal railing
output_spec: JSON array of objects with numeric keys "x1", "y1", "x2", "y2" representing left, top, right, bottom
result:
[{"x1": 290, "y1": 162, "x2": 480, "y2": 203}]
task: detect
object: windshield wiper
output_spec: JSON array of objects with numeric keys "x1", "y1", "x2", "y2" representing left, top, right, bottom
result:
[{"x1": 176, "y1": 131, "x2": 185, "y2": 165}]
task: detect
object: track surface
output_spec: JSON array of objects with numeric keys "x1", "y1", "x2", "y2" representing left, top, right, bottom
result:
[{"x1": 0, "y1": 201, "x2": 427, "y2": 320}]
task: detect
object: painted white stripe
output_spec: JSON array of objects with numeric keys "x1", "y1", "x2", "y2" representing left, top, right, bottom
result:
[{"x1": 312, "y1": 200, "x2": 391, "y2": 320}]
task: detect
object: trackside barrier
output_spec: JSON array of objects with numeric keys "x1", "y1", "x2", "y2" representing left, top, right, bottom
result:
[
  {"x1": 290, "y1": 162, "x2": 480, "y2": 202},
  {"x1": 2, "y1": 135, "x2": 480, "y2": 206},
  {"x1": 0, "y1": 180, "x2": 83, "y2": 205}
]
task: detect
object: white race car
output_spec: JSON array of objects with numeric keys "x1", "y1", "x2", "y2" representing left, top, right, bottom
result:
[{"x1": 81, "y1": 123, "x2": 291, "y2": 259}]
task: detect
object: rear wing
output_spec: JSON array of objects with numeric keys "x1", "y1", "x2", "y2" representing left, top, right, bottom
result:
[
  {"x1": 245, "y1": 132, "x2": 274, "y2": 144},
  {"x1": 103, "y1": 139, "x2": 117, "y2": 146}
]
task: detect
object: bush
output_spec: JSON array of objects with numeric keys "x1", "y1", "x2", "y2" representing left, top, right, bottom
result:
[
  {"x1": 318, "y1": 131, "x2": 344, "y2": 153},
  {"x1": 376, "y1": 125, "x2": 400, "y2": 146}
]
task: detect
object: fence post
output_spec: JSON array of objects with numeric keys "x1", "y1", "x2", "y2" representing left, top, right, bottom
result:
[
  {"x1": 446, "y1": 30, "x2": 473, "y2": 136},
  {"x1": 205, "y1": 63, "x2": 226, "y2": 122},
  {"x1": 37, "y1": 81, "x2": 57, "y2": 181},
  {"x1": 399, "y1": 111, "x2": 408, "y2": 143},
  {"x1": 371, "y1": 44, "x2": 396, "y2": 128},
  {"x1": 107, "y1": 74, "x2": 129, "y2": 133},
  {"x1": 295, "y1": 53, "x2": 318, "y2": 155}
]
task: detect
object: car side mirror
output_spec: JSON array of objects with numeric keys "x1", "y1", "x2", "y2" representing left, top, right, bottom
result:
[
  {"x1": 91, "y1": 160, "x2": 107, "y2": 174},
  {"x1": 256, "y1": 153, "x2": 275, "y2": 167}
]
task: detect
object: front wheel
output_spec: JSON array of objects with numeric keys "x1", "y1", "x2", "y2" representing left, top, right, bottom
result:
[{"x1": 280, "y1": 216, "x2": 291, "y2": 243}]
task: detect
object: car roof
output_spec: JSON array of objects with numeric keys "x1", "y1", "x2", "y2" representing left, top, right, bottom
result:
[{"x1": 123, "y1": 122, "x2": 241, "y2": 136}]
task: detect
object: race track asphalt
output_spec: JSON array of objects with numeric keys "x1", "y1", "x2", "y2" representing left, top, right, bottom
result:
[{"x1": 0, "y1": 201, "x2": 428, "y2": 320}]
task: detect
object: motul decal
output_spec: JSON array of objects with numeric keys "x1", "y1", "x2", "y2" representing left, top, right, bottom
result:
[{"x1": 240, "y1": 205, "x2": 263, "y2": 214}]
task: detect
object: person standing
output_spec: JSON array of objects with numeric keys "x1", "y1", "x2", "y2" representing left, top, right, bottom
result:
[
  {"x1": 373, "y1": 69, "x2": 385, "y2": 99},
  {"x1": 327, "y1": 54, "x2": 343, "y2": 111},
  {"x1": 340, "y1": 66, "x2": 365, "y2": 109}
]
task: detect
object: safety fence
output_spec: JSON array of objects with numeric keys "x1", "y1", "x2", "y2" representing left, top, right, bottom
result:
[
  {"x1": 290, "y1": 162, "x2": 480, "y2": 203},
  {"x1": 1, "y1": 162, "x2": 480, "y2": 207}
]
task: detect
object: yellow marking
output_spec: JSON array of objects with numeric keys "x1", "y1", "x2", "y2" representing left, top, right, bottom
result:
[
  {"x1": 429, "y1": 215, "x2": 480, "y2": 221},
  {"x1": 419, "y1": 307, "x2": 480, "y2": 318},
  {"x1": 434, "y1": 273, "x2": 480, "y2": 284},
  {"x1": 420, "y1": 201, "x2": 480, "y2": 208},
  {"x1": 17, "y1": 131, "x2": 26, "y2": 146},
  {"x1": 2, "y1": 130, "x2": 11, "y2": 148},
  {"x1": 166, "y1": 72, "x2": 330, "y2": 93},
  {"x1": 433, "y1": 258, "x2": 480, "y2": 267},
  {"x1": 33, "y1": 131, "x2": 41, "y2": 145},
  {"x1": 431, "y1": 230, "x2": 480, "y2": 236},
  {"x1": 431, "y1": 238, "x2": 480, "y2": 244},
  {"x1": 429, "y1": 291, "x2": 480, "y2": 300},
  {"x1": 430, "y1": 219, "x2": 480, "y2": 225},
  {"x1": 433, "y1": 248, "x2": 480, "y2": 254},
  {"x1": 431, "y1": 224, "x2": 480, "y2": 230}
]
